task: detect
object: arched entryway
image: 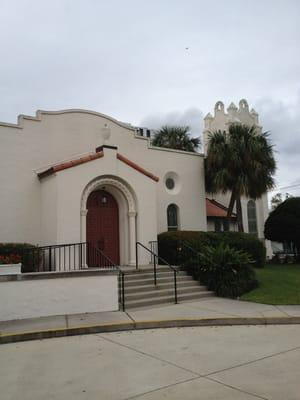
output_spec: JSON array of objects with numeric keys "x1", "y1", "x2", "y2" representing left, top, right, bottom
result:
[
  {"x1": 86, "y1": 190, "x2": 120, "y2": 265},
  {"x1": 81, "y1": 176, "x2": 137, "y2": 266}
]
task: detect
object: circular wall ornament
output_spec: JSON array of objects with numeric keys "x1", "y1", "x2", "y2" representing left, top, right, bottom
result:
[
  {"x1": 164, "y1": 172, "x2": 181, "y2": 194},
  {"x1": 166, "y1": 178, "x2": 175, "y2": 190}
]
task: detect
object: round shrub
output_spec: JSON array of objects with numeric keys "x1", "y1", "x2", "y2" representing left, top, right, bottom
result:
[{"x1": 196, "y1": 243, "x2": 258, "y2": 298}]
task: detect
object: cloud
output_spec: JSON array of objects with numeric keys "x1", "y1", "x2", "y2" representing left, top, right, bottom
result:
[
  {"x1": 254, "y1": 93, "x2": 300, "y2": 195},
  {"x1": 140, "y1": 107, "x2": 203, "y2": 137}
]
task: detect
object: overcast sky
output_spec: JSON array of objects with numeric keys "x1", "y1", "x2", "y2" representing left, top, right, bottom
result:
[{"x1": 1, "y1": 0, "x2": 299, "y2": 197}]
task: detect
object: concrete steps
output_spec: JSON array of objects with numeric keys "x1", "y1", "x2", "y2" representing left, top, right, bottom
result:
[
  {"x1": 122, "y1": 266, "x2": 213, "y2": 309},
  {"x1": 124, "y1": 274, "x2": 195, "y2": 287}
]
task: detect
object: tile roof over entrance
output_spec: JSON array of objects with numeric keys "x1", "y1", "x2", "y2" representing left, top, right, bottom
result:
[
  {"x1": 37, "y1": 147, "x2": 159, "y2": 182},
  {"x1": 117, "y1": 153, "x2": 159, "y2": 182},
  {"x1": 37, "y1": 151, "x2": 104, "y2": 179},
  {"x1": 206, "y1": 198, "x2": 237, "y2": 218}
]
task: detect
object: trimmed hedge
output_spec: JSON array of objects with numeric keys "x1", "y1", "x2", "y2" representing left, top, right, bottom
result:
[{"x1": 158, "y1": 231, "x2": 266, "y2": 268}]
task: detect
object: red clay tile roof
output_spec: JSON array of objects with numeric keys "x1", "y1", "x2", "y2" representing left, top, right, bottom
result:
[
  {"x1": 37, "y1": 151, "x2": 104, "y2": 179},
  {"x1": 206, "y1": 198, "x2": 236, "y2": 218},
  {"x1": 117, "y1": 153, "x2": 159, "y2": 182},
  {"x1": 38, "y1": 148, "x2": 159, "y2": 182}
]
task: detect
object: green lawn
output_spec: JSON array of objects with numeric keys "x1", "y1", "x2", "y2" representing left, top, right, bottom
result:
[{"x1": 241, "y1": 264, "x2": 300, "y2": 305}]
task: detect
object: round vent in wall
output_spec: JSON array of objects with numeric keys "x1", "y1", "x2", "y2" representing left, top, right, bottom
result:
[
  {"x1": 164, "y1": 172, "x2": 181, "y2": 194},
  {"x1": 166, "y1": 178, "x2": 175, "y2": 190}
]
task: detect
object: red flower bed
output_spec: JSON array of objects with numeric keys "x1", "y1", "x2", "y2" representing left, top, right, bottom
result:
[{"x1": 0, "y1": 254, "x2": 21, "y2": 265}]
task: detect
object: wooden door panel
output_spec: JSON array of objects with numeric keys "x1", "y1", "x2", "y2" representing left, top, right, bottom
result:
[{"x1": 86, "y1": 190, "x2": 119, "y2": 265}]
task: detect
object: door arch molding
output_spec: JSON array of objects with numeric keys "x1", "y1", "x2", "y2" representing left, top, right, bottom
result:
[{"x1": 81, "y1": 176, "x2": 137, "y2": 265}]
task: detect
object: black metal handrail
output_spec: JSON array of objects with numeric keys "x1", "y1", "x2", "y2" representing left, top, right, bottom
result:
[
  {"x1": 136, "y1": 241, "x2": 178, "y2": 304},
  {"x1": 21, "y1": 242, "x2": 122, "y2": 272},
  {"x1": 90, "y1": 245, "x2": 117, "y2": 269},
  {"x1": 22, "y1": 242, "x2": 126, "y2": 311},
  {"x1": 21, "y1": 242, "x2": 88, "y2": 273}
]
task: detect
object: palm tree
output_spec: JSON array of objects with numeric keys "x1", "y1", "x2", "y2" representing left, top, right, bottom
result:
[
  {"x1": 205, "y1": 123, "x2": 276, "y2": 232},
  {"x1": 152, "y1": 126, "x2": 200, "y2": 152}
]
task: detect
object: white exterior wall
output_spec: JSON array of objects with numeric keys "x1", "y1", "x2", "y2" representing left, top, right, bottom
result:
[
  {"x1": 53, "y1": 147, "x2": 158, "y2": 265},
  {"x1": 207, "y1": 220, "x2": 215, "y2": 232},
  {"x1": 40, "y1": 174, "x2": 58, "y2": 245},
  {"x1": 0, "y1": 274, "x2": 118, "y2": 321},
  {"x1": 207, "y1": 219, "x2": 237, "y2": 232},
  {"x1": 152, "y1": 147, "x2": 206, "y2": 232},
  {"x1": 0, "y1": 109, "x2": 206, "y2": 264}
]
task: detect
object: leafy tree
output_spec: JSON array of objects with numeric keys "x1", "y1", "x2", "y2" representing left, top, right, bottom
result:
[
  {"x1": 271, "y1": 192, "x2": 292, "y2": 210},
  {"x1": 271, "y1": 193, "x2": 283, "y2": 210},
  {"x1": 152, "y1": 125, "x2": 200, "y2": 152},
  {"x1": 205, "y1": 123, "x2": 276, "y2": 232},
  {"x1": 264, "y1": 197, "x2": 300, "y2": 252}
]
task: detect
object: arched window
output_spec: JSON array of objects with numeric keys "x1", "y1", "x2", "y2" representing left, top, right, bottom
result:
[
  {"x1": 167, "y1": 204, "x2": 179, "y2": 231},
  {"x1": 247, "y1": 200, "x2": 258, "y2": 234}
]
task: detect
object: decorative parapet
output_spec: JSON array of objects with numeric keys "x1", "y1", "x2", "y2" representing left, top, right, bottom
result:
[
  {"x1": 202, "y1": 99, "x2": 263, "y2": 153},
  {"x1": 0, "y1": 109, "x2": 135, "y2": 131}
]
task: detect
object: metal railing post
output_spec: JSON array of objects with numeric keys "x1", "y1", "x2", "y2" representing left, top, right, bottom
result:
[
  {"x1": 79, "y1": 243, "x2": 82, "y2": 270},
  {"x1": 174, "y1": 270, "x2": 178, "y2": 304},
  {"x1": 121, "y1": 272, "x2": 125, "y2": 311},
  {"x1": 135, "y1": 242, "x2": 138, "y2": 270},
  {"x1": 118, "y1": 272, "x2": 121, "y2": 304},
  {"x1": 32, "y1": 248, "x2": 35, "y2": 271},
  {"x1": 49, "y1": 247, "x2": 52, "y2": 271},
  {"x1": 154, "y1": 254, "x2": 157, "y2": 286}
]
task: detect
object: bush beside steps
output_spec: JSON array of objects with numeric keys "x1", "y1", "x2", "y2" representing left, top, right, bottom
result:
[
  {"x1": 158, "y1": 231, "x2": 266, "y2": 268},
  {"x1": 158, "y1": 231, "x2": 261, "y2": 299}
]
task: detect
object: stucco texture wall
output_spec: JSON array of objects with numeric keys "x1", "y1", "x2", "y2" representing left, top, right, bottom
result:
[{"x1": 0, "y1": 274, "x2": 118, "y2": 321}]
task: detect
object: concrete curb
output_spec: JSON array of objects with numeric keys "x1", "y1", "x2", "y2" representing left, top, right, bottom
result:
[{"x1": 1, "y1": 316, "x2": 300, "y2": 345}]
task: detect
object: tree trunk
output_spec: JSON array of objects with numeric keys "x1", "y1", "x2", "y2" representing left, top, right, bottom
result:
[
  {"x1": 227, "y1": 191, "x2": 236, "y2": 218},
  {"x1": 236, "y1": 196, "x2": 244, "y2": 232},
  {"x1": 227, "y1": 190, "x2": 236, "y2": 230}
]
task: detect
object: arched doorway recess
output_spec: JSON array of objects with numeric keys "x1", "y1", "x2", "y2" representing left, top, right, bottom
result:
[
  {"x1": 81, "y1": 176, "x2": 137, "y2": 265},
  {"x1": 86, "y1": 190, "x2": 119, "y2": 265}
]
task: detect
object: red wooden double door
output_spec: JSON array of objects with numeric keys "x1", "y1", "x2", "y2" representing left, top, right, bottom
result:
[{"x1": 86, "y1": 190, "x2": 120, "y2": 265}]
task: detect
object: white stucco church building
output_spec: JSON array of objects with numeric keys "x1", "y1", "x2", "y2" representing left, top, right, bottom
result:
[{"x1": 0, "y1": 99, "x2": 271, "y2": 266}]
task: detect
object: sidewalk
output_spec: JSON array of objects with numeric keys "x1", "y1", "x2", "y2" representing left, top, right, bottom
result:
[{"x1": 1, "y1": 298, "x2": 300, "y2": 344}]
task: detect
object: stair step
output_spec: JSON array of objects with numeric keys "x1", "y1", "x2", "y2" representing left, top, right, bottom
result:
[
  {"x1": 123, "y1": 270, "x2": 186, "y2": 281},
  {"x1": 125, "y1": 281, "x2": 203, "y2": 294},
  {"x1": 124, "y1": 276, "x2": 195, "y2": 287},
  {"x1": 122, "y1": 266, "x2": 177, "y2": 274},
  {"x1": 125, "y1": 286, "x2": 208, "y2": 301},
  {"x1": 125, "y1": 291, "x2": 214, "y2": 309}
]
